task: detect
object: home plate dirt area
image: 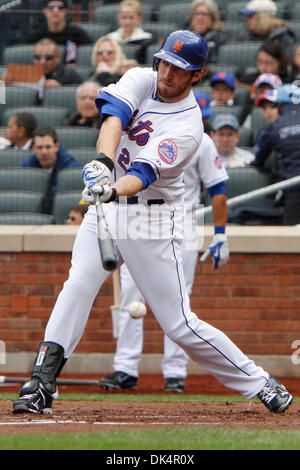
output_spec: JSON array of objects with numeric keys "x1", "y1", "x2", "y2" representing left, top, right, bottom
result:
[{"x1": 0, "y1": 375, "x2": 299, "y2": 434}]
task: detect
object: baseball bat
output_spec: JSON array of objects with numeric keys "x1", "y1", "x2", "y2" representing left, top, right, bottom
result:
[
  {"x1": 0, "y1": 376, "x2": 100, "y2": 386},
  {"x1": 94, "y1": 192, "x2": 118, "y2": 272}
]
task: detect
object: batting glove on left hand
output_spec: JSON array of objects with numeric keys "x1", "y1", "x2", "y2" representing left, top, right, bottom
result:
[
  {"x1": 82, "y1": 159, "x2": 111, "y2": 191},
  {"x1": 200, "y1": 233, "x2": 229, "y2": 269},
  {"x1": 82, "y1": 184, "x2": 117, "y2": 204}
]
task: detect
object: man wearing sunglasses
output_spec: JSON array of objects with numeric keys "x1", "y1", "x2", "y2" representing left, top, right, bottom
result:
[
  {"x1": 26, "y1": 0, "x2": 92, "y2": 64},
  {"x1": 2, "y1": 38, "x2": 82, "y2": 89}
]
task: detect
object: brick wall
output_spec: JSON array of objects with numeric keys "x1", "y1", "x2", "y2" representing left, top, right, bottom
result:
[{"x1": 1, "y1": 251, "x2": 300, "y2": 356}]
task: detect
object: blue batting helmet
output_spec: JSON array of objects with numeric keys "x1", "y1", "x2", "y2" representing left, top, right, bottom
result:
[{"x1": 153, "y1": 30, "x2": 208, "y2": 71}]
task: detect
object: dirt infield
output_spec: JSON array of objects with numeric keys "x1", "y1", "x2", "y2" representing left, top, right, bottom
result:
[{"x1": 1, "y1": 375, "x2": 299, "y2": 434}]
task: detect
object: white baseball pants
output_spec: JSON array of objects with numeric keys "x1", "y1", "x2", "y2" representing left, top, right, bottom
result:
[{"x1": 45, "y1": 203, "x2": 268, "y2": 399}]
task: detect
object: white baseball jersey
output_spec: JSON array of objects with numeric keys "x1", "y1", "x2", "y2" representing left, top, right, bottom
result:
[
  {"x1": 183, "y1": 132, "x2": 228, "y2": 204},
  {"x1": 97, "y1": 67, "x2": 203, "y2": 203}
]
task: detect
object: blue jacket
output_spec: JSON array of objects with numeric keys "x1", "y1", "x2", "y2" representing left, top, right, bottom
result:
[
  {"x1": 252, "y1": 104, "x2": 300, "y2": 179},
  {"x1": 19, "y1": 144, "x2": 81, "y2": 197}
]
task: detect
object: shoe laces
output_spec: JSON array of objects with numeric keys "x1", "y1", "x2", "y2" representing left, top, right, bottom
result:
[{"x1": 258, "y1": 384, "x2": 277, "y2": 404}]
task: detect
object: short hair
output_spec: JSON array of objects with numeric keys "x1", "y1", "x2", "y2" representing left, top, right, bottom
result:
[
  {"x1": 33, "y1": 127, "x2": 58, "y2": 143},
  {"x1": 119, "y1": 0, "x2": 143, "y2": 15},
  {"x1": 34, "y1": 38, "x2": 60, "y2": 55},
  {"x1": 76, "y1": 80, "x2": 100, "y2": 99},
  {"x1": 70, "y1": 204, "x2": 89, "y2": 217},
  {"x1": 13, "y1": 113, "x2": 37, "y2": 138}
]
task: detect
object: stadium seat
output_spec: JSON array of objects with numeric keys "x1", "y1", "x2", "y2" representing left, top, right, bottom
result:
[
  {"x1": 158, "y1": 3, "x2": 191, "y2": 27},
  {"x1": 222, "y1": 21, "x2": 244, "y2": 41},
  {"x1": 3, "y1": 44, "x2": 64, "y2": 65},
  {"x1": 55, "y1": 127, "x2": 98, "y2": 149},
  {"x1": 43, "y1": 86, "x2": 78, "y2": 116},
  {"x1": 0, "y1": 213, "x2": 55, "y2": 225},
  {"x1": 206, "y1": 63, "x2": 239, "y2": 77},
  {"x1": 250, "y1": 107, "x2": 269, "y2": 142},
  {"x1": 76, "y1": 45, "x2": 94, "y2": 67},
  {"x1": 238, "y1": 127, "x2": 253, "y2": 147},
  {"x1": 287, "y1": 21, "x2": 300, "y2": 41},
  {"x1": 1, "y1": 106, "x2": 69, "y2": 127},
  {"x1": 140, "y1": 22, "x2": 178, "y2": 43},
  {"x1": 75, "y1": 65, "x2": 93, "y2": 82},
  {"x1": 292, "y1": 3, "x2": 300, "y2": 20},
  {"x1": 145, "y1": 42, "x2": 161, "y2": 66},
  {"x1": 71, "y1": 22, "x2": 111, "y2": 42},
  {"x1": 0, "y1": 168, "x2": 49, "y2": 193},
  {"x1": 0, "y1": 86, "x2": 38, "y2": 123},
  {"x1": 217, "y1": 42, "x2": 263, "y2": 80},
  {"x1": 225, "y1": 167, "x2": 272, "y2": 199},
  {"x1": 0, "y1": 191, "x2": 44, "y2": 213},
  {"x1": 56, "y1": 169, "x2": 84, "y2": 193},
  {"x1": 208, "y1": 105, "x2": 244, "y2": 125},
  {"x1": 121, "y1": 44, "x2": 141, "y2": 60},
  {"x1": 0, "y1": 149, "x2": 31, "y2": 168},
  {"x1": 93, "y1": 3, "x2": 153, "y2": 26},
  {"x1": 67, "y1": 148, "x2": 97, "y2": 166},
  {"x1": 52, "y1": 191, "x2": 83, "y2": 224},
  {"x1": 224, "y1": 2, "x2": 286, "y2": 21}
]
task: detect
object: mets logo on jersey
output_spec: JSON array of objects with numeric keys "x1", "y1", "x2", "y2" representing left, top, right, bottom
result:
[
  {"x1": 214, "y1": 153, "x2": 223, "y2": 170},
  {"x1": 158, "y1": 139, "x2": 178, "y2": 164}
]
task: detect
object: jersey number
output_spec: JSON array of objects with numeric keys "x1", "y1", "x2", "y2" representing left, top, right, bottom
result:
[{"x1": 117, "y1": 148, "x2": 130, "y2": 171}]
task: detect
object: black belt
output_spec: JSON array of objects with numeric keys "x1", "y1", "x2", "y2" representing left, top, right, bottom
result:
[{"x1": 116, "y1": 197, "x2": 165, "y2": 205}]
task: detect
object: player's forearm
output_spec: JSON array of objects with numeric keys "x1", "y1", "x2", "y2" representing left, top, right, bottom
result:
[
  {"x1": 112, "y1": 175, "x2": 144, "y2": 198},
  {"x1": 211, "y1": 193, "x2": 228, "y2": 227},
  {"x1": 97, "y1": 116, "x2": 122, "y2": 162}
]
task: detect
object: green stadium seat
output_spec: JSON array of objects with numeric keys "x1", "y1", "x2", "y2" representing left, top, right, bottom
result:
[
  {"x1": 140, "y1": 22, "x2": 178, "y2": 43},
  {"x1": 0, "y1": 86, "x2": 38, "y2": 122},
  {"x1": 67, "y1": 148, "x2": 97, "y2": 166},
  {"x1": 222, "y1": 21, "x2": 244, "y2": 41},
  {"x1": 75, "y1": 66, "x2": 93, "y2": 82},
  {"x1": 55, "y1": 127, "x2": 98, "y2": 149},
  {"x1": 56, "y1": 169, "x2": 84, "y2": 193},
  {"x1": 217, "y1": 42, "x2": 263, "y2": 79},
  {"x1": 76, "y1": 45, "x2": 94, "y2": 67},
  {"x1": 225, "y1": 167, "x2": 272, "y2": 199},
  {"x1": 0, "y1": 213, "x2": 55, "y2": 225},
  {"x1": 208, "y1": 105, "x2": 244, "y2": 125},
  {"x1": 0, "y1": 149, "x2": 31, "y2": 168},
  {"x1": 71, "y1": 22, "x2": 111, "y2": 42},
  {"x1": 145, "y1": 42, "x2": 161, "y2": 66},
  {"x1": 287, "y1": 21, "x2": 300, "y2": 41},
  {"x1": 158, "y1": 3, "x2": 191, "y2": 27},
  {"x1": 52, "y1": 191, "x2": 83, "y2": 224},
  {"x1": 238, "y1": 127, "x2": 253, "y2": 147},
  {"x1": 43, "y1": 86, "x2": 78, "y2": 116},
  {"x1": 0, "y1": 168, "x2": 49, "y2": 193},
  {"x1": 93, "y1": 3, "x2": 153, "y2": 27},
  {"x1": 250, "y1": 107, "x2": 269, "y2": 142},
  {"x1": 3, "y1": 44, "x2": 64, "y2": 65},
  {"x1": 1, "y1": 106, "x2": 69, "y2": 127},
  {"x1": 0, "y1": 191, "x2": 44, "y2": 213}
]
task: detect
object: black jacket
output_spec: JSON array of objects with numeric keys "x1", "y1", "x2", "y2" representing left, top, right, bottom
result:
[
  {"x1": 237, "y1": 25, "x2": 296, "y2": 52},
  {"x1": 252, "y1": 104, "x2": 300, "y2": 179},
  {"x1": 201, "y1": 28, "x2": 228, "y2": 63}
]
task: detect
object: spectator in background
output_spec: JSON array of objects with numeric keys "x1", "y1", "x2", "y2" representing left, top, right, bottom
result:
[
  {"x1": 251, "y1": 84, "x2": 300, "y2": 224},
  {"x1": 186, "y1": 0, "x2": 227, "y2": 63},
  {"x1": 6, "y1": 112, "x2": 37, "y2": 150},
  {"x1": 291, "y1": 44, "x2": 300, "y2": 84},
  {"x1": 210, "y1": 72, "x2": 236, "y2": 107},
  {"x1": 255, "y1": 89, "x2": 279, "y2": 124},
  {"x1": 66, "y1": 203, "x2": 89, "y2": 225},
  {"x1": 194, "y1": 91, "x2": 213, "y2": 132},
  {"x1": 210, "y1": 113, "x2": 254, "y2": 168},
  {"x1": 90, "y1": 36, "x2": 126, "y2": 87},
  {"x1": 2, "y1": 38, "x2": 82, "y2": 89},
  {"x1": 64, "y1": 81, "x2": 101, "y2": 128},
  {"x1": 241, "y1": 40, "x2": 290, "y2": 85},
  {"x1": 107, "y1": 0, "x2": 152, "y2": 64},
  {"x1": 26, "y1": 0, "x2": 92, "y2": 64},
  {"x1": 238, "y1": 0, "x2": 295, "y2": 53},
  {"x1": 19, "y1": 127, "x2": 80, "y2": 212}
]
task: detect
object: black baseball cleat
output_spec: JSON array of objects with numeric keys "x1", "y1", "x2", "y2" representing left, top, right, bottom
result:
[
  {"x1": 165, "y1": 378, "x2": 185, "y2": 393},
  {"x1": 13, "y1": 379, "x2": 57, "y2": 415},
  {"x1": 257, "y1": 375, "x2": 293, "y2": 413},
  {"x1": 99, "y1": 371, "x2": 138, "y2": 391}
]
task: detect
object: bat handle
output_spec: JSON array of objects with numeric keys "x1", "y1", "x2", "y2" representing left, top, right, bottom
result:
[{"x1": 200, "y1": 248, "x2": 211, "y2": 262}]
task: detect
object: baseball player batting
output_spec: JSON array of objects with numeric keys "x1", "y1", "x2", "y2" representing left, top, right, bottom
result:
[
  {"x1": 99, "y1": 132, "x2": 230, "y2": 393},
  {"x1": 13, "y1": 30, "x2": 292, "y2": 415}
]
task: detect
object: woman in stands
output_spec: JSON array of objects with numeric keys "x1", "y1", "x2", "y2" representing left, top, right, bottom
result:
[
  {"x1": 186, "y1": 0, "x2": 228, "y2": 63},
  {"x1": 90, "y1": 36, "x2": 127, "y2": 87}
]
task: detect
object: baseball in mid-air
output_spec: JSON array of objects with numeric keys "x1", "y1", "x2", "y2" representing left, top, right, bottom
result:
[{"x1": 129, "y1": 301, "x2": 147, "y2": 319}]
